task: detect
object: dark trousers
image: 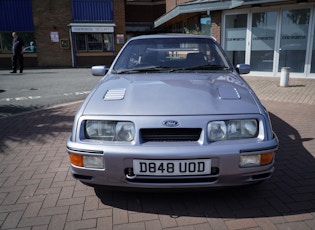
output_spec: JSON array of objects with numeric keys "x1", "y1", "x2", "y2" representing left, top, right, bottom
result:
[{"x1": 12, "y1": 53, "x2": 24, "y2": 73}]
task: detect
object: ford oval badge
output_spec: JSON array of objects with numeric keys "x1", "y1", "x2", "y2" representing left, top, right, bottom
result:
[{"x1": 162, "y1": 120, "x2": 180, "y2": 127}]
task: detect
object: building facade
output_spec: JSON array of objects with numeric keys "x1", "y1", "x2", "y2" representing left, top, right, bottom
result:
[
  {"x1": 125, "y1": 0, "x2": 166, "y2": 39},
  {"x1": 0, "y1": 0, "x2": 165, "y2": 69},
  {"x1": 1, "y1": 0, "x2": 314, "y2": 78},
  {"x1": 155, "y1": 0, "x2": 315, "y2": 78}
]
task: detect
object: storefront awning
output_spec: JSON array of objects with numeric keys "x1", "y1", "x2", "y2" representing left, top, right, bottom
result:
[{"x1": 154, "y1": 0, "x2": 287, "y2": 28}]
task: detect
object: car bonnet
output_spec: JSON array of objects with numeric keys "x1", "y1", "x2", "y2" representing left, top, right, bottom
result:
[{"x1": 82, "y1": 73, "x2": 260, "y2": 116}]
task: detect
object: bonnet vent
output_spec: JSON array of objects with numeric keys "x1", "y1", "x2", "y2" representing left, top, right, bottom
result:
[
  {"x1": 218, "y1": 86, "x2": 240, "y2": 99},
  {"x1": 104, "y1": 88, "x2": 126, "y2": 101}
]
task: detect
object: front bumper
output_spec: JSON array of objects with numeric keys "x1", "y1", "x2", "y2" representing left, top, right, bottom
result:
[{"x1": 66, "y1": 134, "x2": 278, "y2": 189}]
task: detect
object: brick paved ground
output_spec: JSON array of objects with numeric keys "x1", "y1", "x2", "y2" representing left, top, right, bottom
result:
[{"x1": 0, "y1": 74, "x2": 314, "y2": 230}]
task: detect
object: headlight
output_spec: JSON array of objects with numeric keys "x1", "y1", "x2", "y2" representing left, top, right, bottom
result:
[
  {"x1": 207, "y1": 119, "x2": 258, "y2": 141},
  {"x1": 116, "y1": 122, "x2": 135, "y2": 141},
  {"x1": 85, "y1": 120, "x2": 135, "y2": 141},
  {"x1": 207, "y1": 121, "x2": 227, "y2": 141}
]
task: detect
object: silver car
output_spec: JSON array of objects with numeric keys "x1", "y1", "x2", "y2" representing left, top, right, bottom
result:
[{"x1": 67, "y1": 34, "x2": 278, "y2": 189}]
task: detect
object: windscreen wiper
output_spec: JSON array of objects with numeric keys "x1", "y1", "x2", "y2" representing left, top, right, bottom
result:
[
  {"x1": 182, "y1": 64, "x2": 230, "y2": 71},
  {"x1": 114, "y1": 66, "x2": 174, "y2": 74},
  {"x1": 186, "y1": 64, "x2": 230, "y2": 70}
]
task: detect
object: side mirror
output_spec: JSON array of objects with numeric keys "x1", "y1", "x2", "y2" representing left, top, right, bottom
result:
[
  {"x1": 91, "y1": 66, "x2": 108, "y2": 76},
  {"x1": 236, "y1": 64, "x2": 250, "y2": 74}
]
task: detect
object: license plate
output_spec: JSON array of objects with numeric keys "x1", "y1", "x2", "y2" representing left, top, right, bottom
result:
[{"x1": 133, "y1": 159, "x2": 211, "y2": 176}]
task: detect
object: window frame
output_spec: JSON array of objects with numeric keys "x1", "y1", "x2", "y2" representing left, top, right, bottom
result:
[
  {"x1": 75, "y1": 33, "x2": 114, "y2": 52},
  {"x1": 0, "y1": 32, "x2": 36, "y2": 54}
]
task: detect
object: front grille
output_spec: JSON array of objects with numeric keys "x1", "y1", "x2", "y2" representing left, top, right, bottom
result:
[{"x1": 140, "y1": 128, "x2": 202, "y2": 142}]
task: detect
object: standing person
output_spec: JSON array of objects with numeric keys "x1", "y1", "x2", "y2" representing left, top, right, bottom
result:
[{"x1": 11, "y1": 32, "x2": 24, "y2": 73}]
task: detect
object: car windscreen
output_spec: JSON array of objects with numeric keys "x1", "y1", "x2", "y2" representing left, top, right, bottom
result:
[{"x1": 112, "y1": 37, "x2": 233, "y2": 73}]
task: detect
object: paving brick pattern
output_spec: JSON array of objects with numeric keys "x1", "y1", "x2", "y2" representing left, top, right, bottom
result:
[
  {"x1": 243, "y1": 76, "x2": 315, "y2": 105},
  {"x1": 0, "y1": 74, "x2": 314, "y2": 229}
]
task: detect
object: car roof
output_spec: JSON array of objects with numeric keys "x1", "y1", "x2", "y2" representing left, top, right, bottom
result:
[{"x1": 129, "y1": 33, "x2": 217, "y2": 41}]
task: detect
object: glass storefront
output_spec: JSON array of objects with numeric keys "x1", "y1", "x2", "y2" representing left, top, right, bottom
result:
[
  {"x1": 311, "y1": 14, "x2": 315, "y2": 73},
  {"x1": 200, "y1": 16, "x2": 211, "y2": 35},
  {"x1": 225, "y1": 14, "x2": 247, "y2": 65},
  {"x1": 250, "y1": 11, "x2": 276, "y2": 72},
  {"x1": 75, "y1": 33, "x2": 114, "y2": 52},
  {"x1": 0, "y1": 32, "x2": 36, "y2": 53},
  {"x1": 223, "y1": 5, "x2": 315, "y2": 77},
  {"x1": 279, "y1": 9, "x2": 310, "y2": 72}
]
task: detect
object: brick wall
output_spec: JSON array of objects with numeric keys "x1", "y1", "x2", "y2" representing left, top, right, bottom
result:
[
  {"x1": 211, "y1": 11, "x2": 221, "y2": 44},
  {"x1": 32, "y1": 0, "x2": 72, "y2": 67},
  {"x1": 114, "y1": 0, "x2": 126, "y2": 52},
  {"x1": 31, "y1": 0, "x2": 126, "y2": 67},
  {"x1": 166, "y1": 0, "x2": 189, "y2": 12}
]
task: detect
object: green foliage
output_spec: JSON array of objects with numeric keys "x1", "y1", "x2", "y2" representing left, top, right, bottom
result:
[{"x1": 184, "y1": 25, "x2": 202, "y2": 35}]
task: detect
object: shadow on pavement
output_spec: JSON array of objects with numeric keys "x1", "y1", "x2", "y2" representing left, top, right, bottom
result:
[
  {"x1": 0, "y1": 105, "x2": 76, "y2": 154},
  {"x1": 0, "y1": 105, "x2": 42, "y2": 118},
  {"x1": 95, "y1": 112, "x2": 315, "y2": 218},
  {"x1": 0, "y1": 102, "x2": 314, "y2": 219}
]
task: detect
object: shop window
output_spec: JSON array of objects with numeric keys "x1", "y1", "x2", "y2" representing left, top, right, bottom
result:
[
  {"x1": 88, "y1": 34, "x2": 103, "y2": 51},
  {"x1": 75, "y1": 34, "x2": 86, "y2": 51},
  {"x1": 75, "y1": 33, "x2": 114, "y2": 52},
  {"x1": 311, "y1": 21, "x2": 315, "y2": 73},
  {"x1": 225, "y1": 14, "x2": 247, "y2": 65},
  {"x1": 250, "y1": 11, "x2": 277, "y2": 72},
  {"x1": 279, "y1": 8, "x2": 310, "y2": 73},
  {"x1": 200, "y1": 16, "x2": 211, "y2": 36},
  {"x1": 0, "y1": 32, "x2": 36, "y2": 54}
]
